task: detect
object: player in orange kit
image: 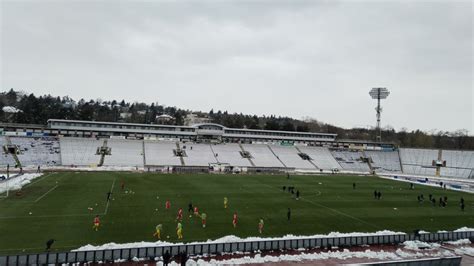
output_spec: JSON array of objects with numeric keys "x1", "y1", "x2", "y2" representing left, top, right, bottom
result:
[
  {"x1": 232, "y1": 212, "x2": 238, "y2": 228},
  {"x1": 92, "y1": 215, "x2": 100, "y2": 231}
]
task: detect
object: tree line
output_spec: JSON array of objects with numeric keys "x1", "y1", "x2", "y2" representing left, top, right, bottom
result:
[{"x1": 1, "y1": 89, "x2": 472, "y2": 150}]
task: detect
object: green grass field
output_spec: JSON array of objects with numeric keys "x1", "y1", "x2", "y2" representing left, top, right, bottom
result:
[{"x1": 0, "y1": 172, "x2": 472, "y2": 254}]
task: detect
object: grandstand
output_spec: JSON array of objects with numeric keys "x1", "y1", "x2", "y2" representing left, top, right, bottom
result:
[
  {"x1": 103, "y1": 139, "x2": 143, "y2": 167},
  {"x1": 144, "y1": 141, "x2": 182, "y2": 166},
  {"x1": 0, "y1": 137, "x2": 16, "y2": 167},
  {"x1": 241, "y1": 144, "x2": 285, "y2": 168},
  {"x1": 440, "y1": 150, "x2": 474, "y2": 178},
  {"x1": 59, "y1": 137, "x2": 102, "y2": 166},
  {"x1": 269, "y1": 145, "x2": 315, "y2": 169},
  {"x1": 297, "y1": 146, "x2": 341, "y2": 170},
  {"x1": 330, "y1": 150, "x2": 371, "y2": 173},
  {"x1": 399, "y1": 148, "x2": 438, "y2": 176},
  {"x1": 365, "y1": 150, "x2": 402, "y2": 173},
  {"x1": 181, "y1": 143, "x2": 218, "y2": 166},
  {"x1": 11, "y1": 137, "x2": 61, "y2": 167},
  {"x1": 208, "y1": 143, "x2": 253, "y2": 167},
  {"x1": 0, "y1": 121, "x2": 472, "y2": 179}
]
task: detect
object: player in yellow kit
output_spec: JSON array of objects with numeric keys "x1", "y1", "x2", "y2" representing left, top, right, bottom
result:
[
  {"x1": 153, "y1": 224, "x2": 162, "y2": 239},
  {"x1": 224, "y1": 197, "x2": 228, "y2": 209},
  {"x1": 176, "y1": 222, "x2": 183, "y2": 239}
]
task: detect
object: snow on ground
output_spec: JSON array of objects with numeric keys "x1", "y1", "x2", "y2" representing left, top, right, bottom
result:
[
  {"x1": 72, "y1": 230, "x2": 405, "y2": 251},
  {"x1": 445, "y1": 239, "x2": 472, "y2": 245},
  {"x1": 454, "y1": 246, "x2": 474, "y2": 256},
  {"x1": 0, "y1": 173, "x2": 42, "y2": 194},
  {"x1": 402, "y1": 240, "x2": 440, "y2": 250},
  {"x1": 454, "y1": 227, "x2": 474, "y2": 232},
  {"x1": 378, "y1": 174, "x2": 474, "y2": 194},
  {"x1": 150, "y1": 248, "x2": 455, "y2": 266}
]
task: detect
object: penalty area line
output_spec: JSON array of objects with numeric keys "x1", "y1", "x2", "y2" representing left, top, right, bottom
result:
[
  {"x1": 103, "y1": 178, "x2": 116, "y2": 215},
  {"x1": 34, "y1": 185, "x2": 59, "y2": 203}
]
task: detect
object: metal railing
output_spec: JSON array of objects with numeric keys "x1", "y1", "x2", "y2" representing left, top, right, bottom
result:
[{"x1": 0, "y1": 231, "x2": 472, "y2": 265}]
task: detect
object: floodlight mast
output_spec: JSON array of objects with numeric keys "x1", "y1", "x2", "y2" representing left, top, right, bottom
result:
[{"x1": 369, "y1": 88, "x2": 390, "y2": 142}]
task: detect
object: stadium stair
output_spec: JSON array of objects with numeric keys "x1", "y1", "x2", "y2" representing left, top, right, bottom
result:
[
  {"x1": 361, "y1": 150, "x2": 374, "y2": 172},
  {"x1": 209, "y1": 144, "x2": 220, "y2": 164},
  {"x1": 267, "y1": 145, "x2": 287, "y2": 168},
  {"x1": 239, "y1": 144, "x2": 255, "y2": 167},
  {"x1": 4, "y1": 136, "x2": 22, "y2": 168},
  {"x1": 294, "y1": 146, "x2": 318, "y2": 169},
  {"x1": 175, "y1": 142, "x2": 185, "y2": 166},
  {"x1": 142, "y1": 140, "x2": 146, "y2": 166},
  {"x1": 436, "y1": 149, "x2": 443, "y2": 176},
  {"x1": 97, "y1": 139, "x2": 108, "y2": 167},
  {"x1": 397, "y1": 149, "x2": 404, "y2": 173}
]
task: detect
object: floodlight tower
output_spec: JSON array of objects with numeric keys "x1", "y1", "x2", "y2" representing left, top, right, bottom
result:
[{"x1": 369, "y1": 88, "x2": 390, "y2": 142}]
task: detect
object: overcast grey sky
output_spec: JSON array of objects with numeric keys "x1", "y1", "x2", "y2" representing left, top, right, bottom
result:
[{"x1": 1, "y1": 0, "x2": 472, "y2": 133}]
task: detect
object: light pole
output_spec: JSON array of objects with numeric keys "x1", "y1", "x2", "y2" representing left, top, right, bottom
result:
[{"x1": 369, "y1": 88, "x2": 390, "y2": 142}]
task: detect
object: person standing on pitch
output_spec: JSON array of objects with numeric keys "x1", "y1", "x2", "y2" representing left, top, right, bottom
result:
[
  {"x1": 224, "y1": 197, "x2": 228, "y2": 209},
  {"x1": 353, "y1": 183, "x2": 356, "y2": 189},
  {"x1": 45, "y1": 239, "x2": 55, "y2": 251},
  {"x1": 296, "y1": 190, "x2": 300, "y2": 200},
  {"x1": 176, "y1": 222, "x2": 183, "y2": 239},
  {"x1": 106, "y1": 191, "x2": 112, "y2": 202},
  {"x1": 258, "y1": 219, "x2": 264, "y2": 234},
  {"x1": 201, "y1": 212, "x2": 207, "y2": 228},
  {"x1": 92, "y1": 215, "x2": 100, "y2": 231},
  {"x1": 287, "y1": 208, "x2": 291, "y2": 221},
  {"x1": 176, "y1": 208, "x2": 183, "y2": 221},
  {"x1": 232, "y1": 212, "x2": 238, "y2": 228},
  {"x1": 153, "y1": 224, "x2": 163, "y2": 239},
  {"x1": 188, "y1": 202, "x2": 193, "y2": 215}
]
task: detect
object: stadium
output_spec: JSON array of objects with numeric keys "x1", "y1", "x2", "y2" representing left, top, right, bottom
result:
[
  {"x1": 1, "y1": 0, "x2": 473, "y2": 265},
  {"x1": 0, "y1": 115, "x2": 473, "y2": 265}
]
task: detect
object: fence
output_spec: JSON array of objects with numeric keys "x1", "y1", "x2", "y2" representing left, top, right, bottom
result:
[{"x1": 1, "y1": 231, "x2": 473, "y2": 265}]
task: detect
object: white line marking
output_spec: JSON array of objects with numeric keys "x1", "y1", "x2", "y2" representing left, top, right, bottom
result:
[
  {"x1": 103, "y1": 178, "x2": 116, "y2": 215},
  {"x1": 0, "y1": 213, "x2": 96, "y2": 219},
  {"x1": 24, "y1": 173, "x2": 53, "y2": 188},
  {"x1": 300, "y1": 197, "x2": 381, "y2": 230},
  {"x1": 34, "y1": 185, "x2": 59, "y2": 203}
]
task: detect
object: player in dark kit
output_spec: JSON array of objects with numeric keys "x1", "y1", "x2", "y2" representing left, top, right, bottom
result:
[
  {"x1": 287, "y1": 208, "x2": 291, "y2": 221},
  {"x1": 106, "y1": 191, "x2": 112, "y2": 201},
  {"x1": 46, "y1": 239, "x2": 55, "y2": 251},
  {"x1": 353, "y1": 183, "x2": 356, "y2": 189},
  {"x1": 188, "y1": 202, "x2": 193, "y2": 214}
]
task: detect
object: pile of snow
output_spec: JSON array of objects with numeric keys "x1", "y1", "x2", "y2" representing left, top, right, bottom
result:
[
  {"x1": 0, "y1": 173, "x2": 42, "y2": 194},
  {"x1": 454, "y1": 227, "x2": 474, "y2": 232},
  {"x1": 445, "y1": 239, "x2": 472, "y2": 246},
  {"x1": 402, "y1": 240, "x2": 440, "y2": 250},
  {"x1": 455, "y1": 246, "x2": 474, "y2": 256},
  {"x1": 73, "y1": 230, "x2": 406, "y2": 251},
  {"x1": 2, "y1": 106, "x2": 22, "y2": 113},
  {"x1": 152, "y1": 249, "x2": 454, "y2": 265}
]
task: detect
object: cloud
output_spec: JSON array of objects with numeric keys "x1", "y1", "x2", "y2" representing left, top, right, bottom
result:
[{"x1": 1, "y1": 0, "x2": 472, "y2": 133}]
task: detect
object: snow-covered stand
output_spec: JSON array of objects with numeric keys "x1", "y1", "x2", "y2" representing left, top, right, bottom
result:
[{"x1": 10, "y1": 137, "x2": 61, "y2": 167}]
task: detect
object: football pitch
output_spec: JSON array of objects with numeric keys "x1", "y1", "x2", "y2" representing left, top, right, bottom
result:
[{"x1": 0, "y1": 172, "x2": 472, "y2": 254}]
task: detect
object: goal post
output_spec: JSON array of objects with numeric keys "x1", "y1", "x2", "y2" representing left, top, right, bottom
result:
[{"x1": 0, "y1": 179, "x2": 10, "y2": 198}]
